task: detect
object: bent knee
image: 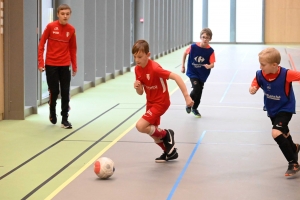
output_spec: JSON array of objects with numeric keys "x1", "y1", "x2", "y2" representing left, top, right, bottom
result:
[
  {"x1": 136, "y1": 122, "x2": 146, "y2": 133},
  {"x1": 135, "y1": 123, "x2": 142, "y2": 132},
  {"x1": 192, "y1": 84, "x2": 202, "y2": 91},
  {"x1": 272, "y1": 129, "x2": 281, "y2": 138},
  {"x1": 272, "y1": 128, "x2": 289, "y2": 138},
  {"x1": 272, "y1": 126, "x2": 289, "y2": 138}
]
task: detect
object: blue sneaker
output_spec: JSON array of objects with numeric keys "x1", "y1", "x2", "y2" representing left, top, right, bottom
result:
[
  {"x1": 186, "y1": 106, "x2": 191, "y2": 114},
  {"x1": 192, "y1": 109, "x2": 201, "y2": 118}
]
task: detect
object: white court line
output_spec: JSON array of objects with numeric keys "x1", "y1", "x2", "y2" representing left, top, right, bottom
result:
[
  {"x1": 207, "y1": 82, "x2": 250, "y2": 85},
  {"x1": 171, "y1": 104, "x2": 300, "y2": 112},
  {"x1": 219, "y1": 69, "x2": 239, "y2": 103},
  {"x1": 176, "y1": 104, "x2": 261, "y2": 110}
]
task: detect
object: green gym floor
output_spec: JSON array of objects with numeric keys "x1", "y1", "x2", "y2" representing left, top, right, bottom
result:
[{"x1": 1, "y1": 44, "x2": 300, "y2": 200}]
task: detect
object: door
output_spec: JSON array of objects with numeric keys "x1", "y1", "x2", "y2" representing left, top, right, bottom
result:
[{"x1": 0, "y1": 0, "x2": 4, "y2": 120}]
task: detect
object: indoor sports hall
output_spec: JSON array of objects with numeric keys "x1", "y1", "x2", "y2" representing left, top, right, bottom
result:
[{"x1": 1, "y1": 0, "x2": 300, "y2": 200}]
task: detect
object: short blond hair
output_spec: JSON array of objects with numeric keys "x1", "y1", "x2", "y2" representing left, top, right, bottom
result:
[
  {"x1": 57, "y1": 4, "x2": 72, "y2": 14},
  {"x1": 258, "y1": 47, "x2": 281, "y2": 64}
]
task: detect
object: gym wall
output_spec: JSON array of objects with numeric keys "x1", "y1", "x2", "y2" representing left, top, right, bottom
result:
[
  {"x1": 265, "y1": 0, "x2": 300, "y2": 44},
  {"x1": 0, "y1": 0, "x2": 3, "y2": 120},
  {"x1": 2, "y1": 0, "x2": 193, "y2": 120}
]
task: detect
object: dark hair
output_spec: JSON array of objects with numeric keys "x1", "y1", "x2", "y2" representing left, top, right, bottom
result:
[{"x1": 132, "y1": 40, "x2": 150, "y2": 55}]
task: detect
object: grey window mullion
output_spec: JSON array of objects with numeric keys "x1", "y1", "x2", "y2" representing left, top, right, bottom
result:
[
  {"x1": 262, "y1": 0, "x2": 265, "y2": 44},
  {"x1": 202, "y1": 0, "x2": 208, "y2": 28},
  {"x1": 230, "y1": 0, "x2": 236, "y2": 43}
]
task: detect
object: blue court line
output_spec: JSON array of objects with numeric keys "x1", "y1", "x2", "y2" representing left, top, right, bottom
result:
[
  {"x1": 166, "y1": 131, "x2": 207, "y2": 200},
  {"x1": 219, "y1": 69, "x2": 239, "y2": 103}
]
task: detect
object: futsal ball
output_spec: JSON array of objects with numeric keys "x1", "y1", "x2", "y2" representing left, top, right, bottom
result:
[{"x1": 94, "y1": 157, "x2": 115, "y2": 179}]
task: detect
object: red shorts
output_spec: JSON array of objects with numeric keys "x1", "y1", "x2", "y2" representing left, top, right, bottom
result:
[{"x1": 142, "y1": 104, "x2": 169, "y2": 126}]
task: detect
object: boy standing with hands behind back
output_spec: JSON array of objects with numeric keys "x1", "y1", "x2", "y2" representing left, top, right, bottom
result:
[
  {"x1": 133, "y1": 40, "x2": 194, "y2": 163},
  {"x1": 249, "y1": 47, "x2": 300, "y2": 177}
]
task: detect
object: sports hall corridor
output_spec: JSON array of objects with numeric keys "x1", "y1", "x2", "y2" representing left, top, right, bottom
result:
[{"x1": 1, "y1": 44, "x2": 300, "y2": 200}]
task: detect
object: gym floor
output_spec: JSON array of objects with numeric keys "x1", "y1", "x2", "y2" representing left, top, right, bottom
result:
[{"x1": 1, "y1": 44, "x2": 300, "y2": 200}]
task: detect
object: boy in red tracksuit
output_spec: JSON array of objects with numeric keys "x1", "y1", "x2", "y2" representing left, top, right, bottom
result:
[
  {"x1": 249, "y1": 47, "x2": 300, "y2": 177},
  {"x1": 38, "y1": 4, "x2": 77, "y2": 129},
  {"x1": 132, "y1": 40, "x2": 194, "y2": 163}
]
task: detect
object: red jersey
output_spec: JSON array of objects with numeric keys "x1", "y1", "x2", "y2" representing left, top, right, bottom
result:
[
  {"x1": 38, "y1": 20, "x2": 77, "y2": 72},
  {"x1": 185, "y1": 42, "x2": 216, "y2": 63},
  {"x1": 251, "y1": 66, "x2": 300, "y2": 95},
  {"x1": 135, "y1": 59, "x2": 171, "y2": 107}
]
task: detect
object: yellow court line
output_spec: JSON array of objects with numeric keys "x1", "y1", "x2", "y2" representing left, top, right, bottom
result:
[
  {"x1": 46, "y1": 78, "x2": 185, "y2": 199},
  {"x1": 286, "y1": 46, "x2": 300, "y2": 50},
  {"x1": 45, "y1": 123, "x2": 136, "y2": 200}
]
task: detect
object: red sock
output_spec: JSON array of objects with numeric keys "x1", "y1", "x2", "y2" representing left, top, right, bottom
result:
[
  {"x1": 156, "y1": 142, "x2": 166, "y2": 151},
  {"x1": 151, "y1": 128, "x2": 166, "y2": 138}
]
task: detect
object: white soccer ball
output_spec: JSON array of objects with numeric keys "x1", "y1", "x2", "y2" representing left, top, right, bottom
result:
[{"x1": 94, "y1": 157, "x2": 115, "y2": 179}]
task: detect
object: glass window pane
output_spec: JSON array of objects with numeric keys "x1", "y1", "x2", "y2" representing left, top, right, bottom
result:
[
  {"x1": 236, "y1": 0, "x2": 263, "y2": 43},
  {"x1": 193, "y1": 0, "x2": 202, "y2": 42},
  {"x1": 208, "y1": 0, "x2": 230, "y2": 42},
  {"x1": 41, "y1": 2, "x2": 53, "y2": 98}
]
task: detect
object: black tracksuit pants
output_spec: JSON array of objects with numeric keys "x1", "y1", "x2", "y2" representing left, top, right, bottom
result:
[{"x1": 45, "y1": 66, "x2": 71, "y2": 120}]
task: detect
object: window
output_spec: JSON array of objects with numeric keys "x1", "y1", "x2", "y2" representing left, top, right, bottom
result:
[
  {"x1": 193, "y1": 0, "x2": 202, "y2": 41},
  {"x1": 236, "y1": 0, "x2": 263, "y2": 43},
  {"x1": 208, "y1": 0, "x2": 230, "y2": 42},
  {"x1": 193, "y1": 0, "x2": 264, "y2": 43},
  {"x1": 40, "y1": 1, "x2": 53, "y2": 99}
]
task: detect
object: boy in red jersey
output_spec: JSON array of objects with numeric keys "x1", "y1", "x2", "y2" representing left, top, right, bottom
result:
[
  {"x1": 132, "y1": 40, "x2": 194, "y2": 163},
  {"x1": 38, "y1": 4, "x2": 77, "y2": 129},
  {"x1": 249, "y1": 47, "x2": 300, "y2": 177},
  {"x1": 181, "y1": 28, "x2": 215, "y2": 118}
]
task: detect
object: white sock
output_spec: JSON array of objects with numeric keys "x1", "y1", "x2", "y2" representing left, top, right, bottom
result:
[{"x1": 148, "y1": 125, "x2": 155, "y2": 135}]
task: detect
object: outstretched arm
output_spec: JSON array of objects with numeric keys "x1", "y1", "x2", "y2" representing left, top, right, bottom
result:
[
  {"x1": 181, "y1": 52, "x2": 188, "y2": 73},
  {"x1": 169, "y1": 72, "x2": 194, "y2": 107}
]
